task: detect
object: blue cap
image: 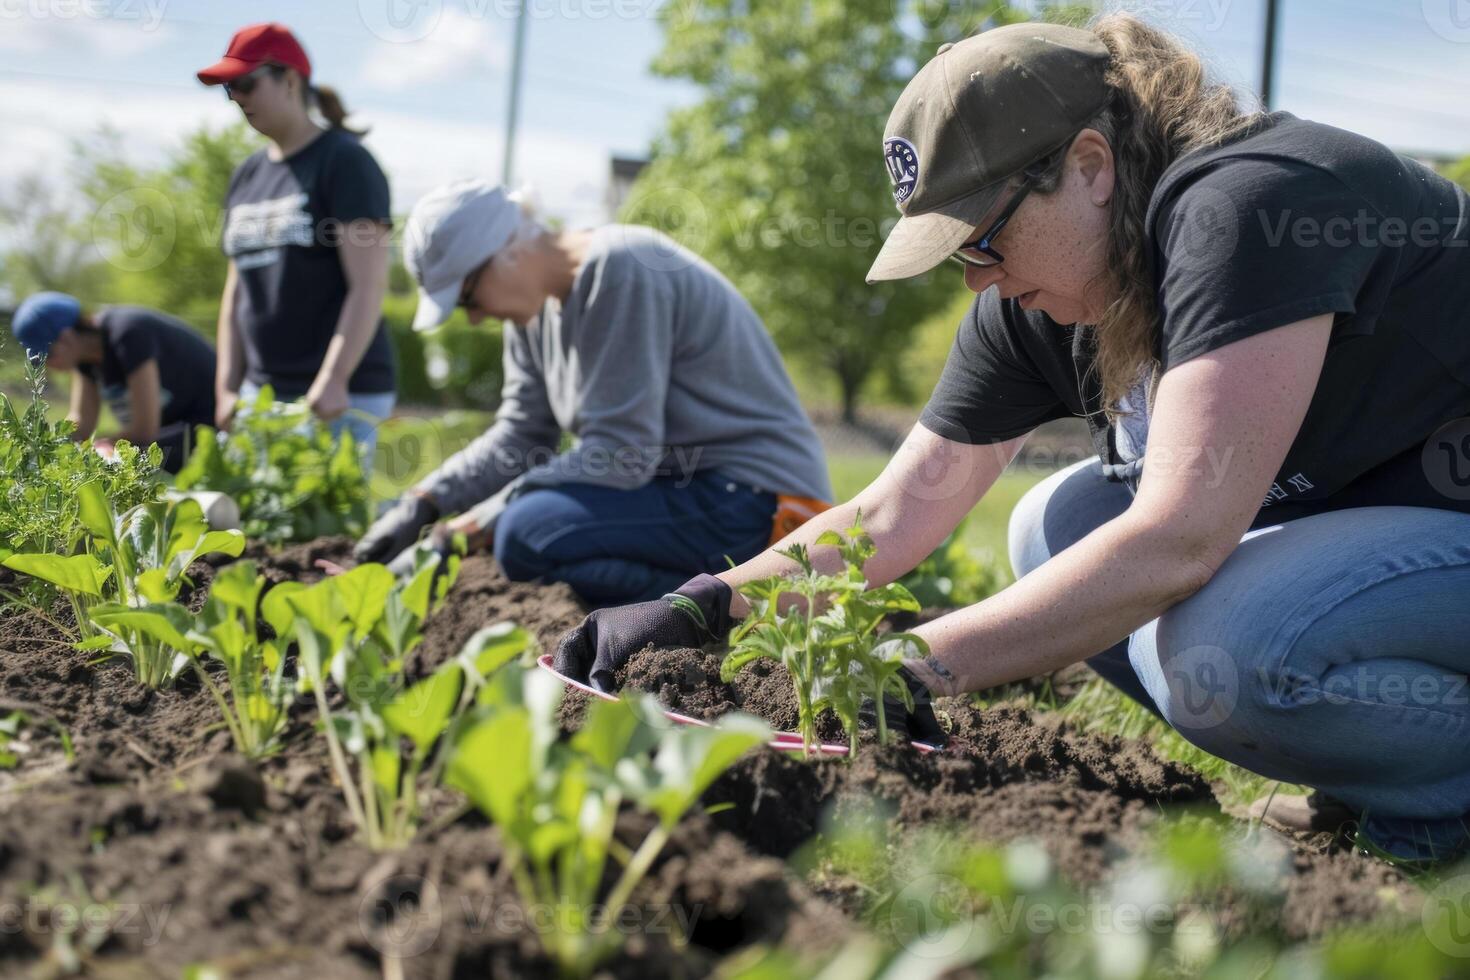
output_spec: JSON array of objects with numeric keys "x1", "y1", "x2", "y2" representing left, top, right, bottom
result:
[{"x1": 12, "y1": 292, "x2": 81, "y2": 359}]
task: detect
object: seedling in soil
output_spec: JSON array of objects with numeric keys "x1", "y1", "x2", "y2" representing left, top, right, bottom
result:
[
  {"x1": 175, "y1": 385, "x2": 370, "y2": 544},
  {"x1": 182, "y1": 560, "x2": 292, "y2": 759},
  {"x1": 5, "y1": 489, "x2": 244, "y2": 687},
  {"x1": 721, "y1": 514, "x2": 929, "y2": 756},
  {"x1": 272, "y1": 552, "x2": 533, "y2": 850},
  {"x1": 447, "y1": 667, "x2": 771, "y2": 978}
]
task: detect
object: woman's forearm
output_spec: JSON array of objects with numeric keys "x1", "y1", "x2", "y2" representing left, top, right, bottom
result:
[
  {"x1": 904, "y1": 512, "x2": 1215, "y2": 696},
  {"x1": 216, "y1": 264, "x2": 244, "y2": 395},
  {"x1": 318, "y1": 285, "x2": 383, "y2": 385}
]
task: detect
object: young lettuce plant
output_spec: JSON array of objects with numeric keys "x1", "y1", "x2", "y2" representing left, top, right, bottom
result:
[
  {"x1": 183, "y1": 560, "x2": 292, "y2": 759},
  {"x1": 4, "y1": 486, "x2": 244, "y2": 686},
  {"x1": 271, "y1": 552, "x2": 528, "y2": 850},
  {"x1": 446, "y1": 668, "x2": 771, "y2": 978},
  {"x1": 721, "y1": 514, "x2": 929, "y2": 755}
]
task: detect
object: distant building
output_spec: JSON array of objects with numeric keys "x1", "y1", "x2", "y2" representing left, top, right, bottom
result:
[{"x1": 605, "y1": 155, "x2": 648, "y2": 221}]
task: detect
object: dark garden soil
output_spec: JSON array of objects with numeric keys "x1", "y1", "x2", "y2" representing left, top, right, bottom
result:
[{"x1": 0, "y1": 539, "x2": 1425, "y2": 976}]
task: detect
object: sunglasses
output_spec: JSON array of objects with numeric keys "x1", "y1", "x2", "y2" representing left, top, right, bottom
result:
[
  {"x1": 458, "y1": 258, "x2": 490, "y2": 310},
  {"x1": 949, "y1": 175, "x2": 1036, "y2": 269},
  {"x1": 223, "y1": 64, "x2": 283, "y2": 98}
]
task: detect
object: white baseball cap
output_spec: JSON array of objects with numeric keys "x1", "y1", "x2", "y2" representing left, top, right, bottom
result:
[{"x1": 403, "y1": 179, "x2": 521, "y2": 331}]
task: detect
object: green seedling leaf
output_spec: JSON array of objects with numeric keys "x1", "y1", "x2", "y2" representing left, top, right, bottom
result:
[
  {"x1": 383, "y1": 664, "x2": 463, "y2": 752},
  {"x1": 333, "y1": 563, "x2": 395, "y2": 637},
  {"x1": 260, "y1": 581, "x2": 305, "y2": 638},
  {"x1": 447, "y1": 706, "x2": 533, "y2": 827},
  {"x1": 89, "y1": 601, "x2": 194, "y2": 651},
  {"x1": 638, "y1": 713, "x2": 771, "y2": 829},
  {"x1": 3, "y1": 553, "x2": 109, "y2": 597},
  {"x1": 573, "y1": 695, "x2": 661, "y2": 772},
  {"x1": 135, "y1": 567, "x2": 177, "y2": 604},
  {"x1": 457, "y1": 622, "x2": 535, "y2": 679},
  {"x1": 77, "y1": 480, "x2": 112, "y2": 540}
]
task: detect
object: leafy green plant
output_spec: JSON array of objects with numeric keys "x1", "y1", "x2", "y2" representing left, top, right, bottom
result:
[
  {"x1": 447, "y1": 667, "x2": 771, "y2": 977},
  {"x1": 898, "y1": 516, "x2": 1003, "y2": 609},
  {"x1": 175, "y1": 385, "x2": 370, "y2": 544},
  {"x1": 4, "y1": 487, "x2": 244, "y2": 686},
  {"x1": 181, "y1": 560, "x2": 292, "y2": 758},
  {"x1": 267, "y1": 553, "x2": 524, "y2": 850},
  {"x1": 721, "y1": 515, "x2": 928, "y2": 755},
  {"x1": 0, "y1": 357, "x2": 161, "y2": 613}
]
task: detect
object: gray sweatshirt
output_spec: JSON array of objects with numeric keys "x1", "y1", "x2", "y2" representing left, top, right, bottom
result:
[{"x1": 415, "y1": 225, "x2": 832, "y2": 526}]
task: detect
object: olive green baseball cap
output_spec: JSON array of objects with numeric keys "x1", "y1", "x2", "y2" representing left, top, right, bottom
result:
[{"x1": 867, "y1": 22, "x2": 1111, "y2": 283}]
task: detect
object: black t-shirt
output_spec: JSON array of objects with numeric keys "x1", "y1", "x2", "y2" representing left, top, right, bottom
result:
[
  {"x1": 921, "y1": 112, "x2": 1470, "y2": 529},
  {"x1": 222, "y1": 127, "x2": 395, "y2": 397},
  {"x1": 79, "y1": 306, "x2": 217, "y2": 429}
]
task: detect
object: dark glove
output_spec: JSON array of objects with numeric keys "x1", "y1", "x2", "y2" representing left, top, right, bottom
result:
[
  {"x1": 863, "y1": 664, "x2": 948, "y2": 748},
  {"x1": 355, "y1": 493, "x2": 439, "y2": 564},
  {"x1": 386, "y1": 523, "x2": 457, "y2": 579},
  {"x1": 554, "y1": 574, "x2": 734, "y2": 694}
]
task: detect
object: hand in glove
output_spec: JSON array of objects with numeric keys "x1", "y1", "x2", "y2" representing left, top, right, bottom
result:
[
  {"x1": 354, "y1": 492, "x2": 439, "y2": 564},
  {"x1": 861, "y1": 659, "x2": 948, "y2": 748},
  {"x1": 554, "y1": 574, "x2": 733, "y2": 694}
]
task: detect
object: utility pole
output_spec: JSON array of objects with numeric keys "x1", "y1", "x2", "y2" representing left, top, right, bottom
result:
[
  {"x1": 1260, "y1": 0, "x2": 1280, "y2": 110},
  {"x1": 502, "y1": 0, "x2": 529, "y2": 185}
]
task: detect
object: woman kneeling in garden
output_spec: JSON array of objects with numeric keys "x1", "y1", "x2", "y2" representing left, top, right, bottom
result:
[
  {"x1": 356, "y1": 180, "x2": 832, "y2": 607},
  {"x1": 558, "y1": 15, "x2": 1470, "y2": 864}
]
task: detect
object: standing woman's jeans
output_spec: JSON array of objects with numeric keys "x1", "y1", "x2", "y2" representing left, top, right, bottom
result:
[
  {"x1": 1009, "y1": 456, "x2": 1470, "y2": 862},
  {"x1": 237, "y1": 380, "x2": 394, "y2": 465},
  {"x1": 493, "y1": 470, "x2": 777, "y2": 607}
]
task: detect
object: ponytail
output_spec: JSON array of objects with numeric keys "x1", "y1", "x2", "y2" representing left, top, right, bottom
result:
[{"x1": 310, "y1": 84, "x2": 367, "y2": 136}]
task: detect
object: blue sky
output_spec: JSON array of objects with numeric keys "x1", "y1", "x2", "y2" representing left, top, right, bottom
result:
[{"x1": 1, "y1": 0, "x2": 1467, "y2": 230}]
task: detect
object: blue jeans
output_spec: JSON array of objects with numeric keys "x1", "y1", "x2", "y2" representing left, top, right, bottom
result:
[
  {"x1": 238, "y1": 380, "x2": 394, "y2": 464},
  {"x1": 493, "y1": 471, "x2": 777, "y2": 607},
  {"x1": 1009, "y1": 456, "x2": 1470, "y2": 861}
]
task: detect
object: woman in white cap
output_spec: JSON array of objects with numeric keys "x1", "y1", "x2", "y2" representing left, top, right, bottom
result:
[
  {"x1": 558, "y1": 14, "x2": 1470, "y2": 864},
  {"x1": 198, "y1": 22, "x2": 395, "y2": 459},
  {"x1": 354, "y1": 180, "x2": 832, "y2": 607}
]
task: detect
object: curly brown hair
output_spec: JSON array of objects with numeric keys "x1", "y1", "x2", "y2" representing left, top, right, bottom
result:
[{"x1": 1024, "y1": 12, "x2": 1265, "y2": 422}]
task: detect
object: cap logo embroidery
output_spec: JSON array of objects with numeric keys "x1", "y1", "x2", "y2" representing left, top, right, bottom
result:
[{"x1": 883, "y1": 136, "x2": 919, "y2": 207}]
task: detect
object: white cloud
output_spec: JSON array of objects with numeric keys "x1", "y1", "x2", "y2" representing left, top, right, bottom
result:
[
  {"x1": 358, "y1": 9, "x2": 509, "y2": 91},
  {"x1": 0, "y1": 76, "x2": 615, "y2": 240},
  {"x1": 0, "y1": 2, "x2": 174, "y2": 57}
]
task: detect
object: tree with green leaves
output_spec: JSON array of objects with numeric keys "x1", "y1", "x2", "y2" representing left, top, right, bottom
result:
[
  {"x1": 74, "y1": 123, "x2": 262, "y2": 331},
  {"x1": 624, "y1": 1, "x2": 1078, "y2": 420}
]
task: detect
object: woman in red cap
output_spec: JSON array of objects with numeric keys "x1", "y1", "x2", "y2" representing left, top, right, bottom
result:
[{"x1": 198, "y1": 22, "x2": 396, "y2": 461}]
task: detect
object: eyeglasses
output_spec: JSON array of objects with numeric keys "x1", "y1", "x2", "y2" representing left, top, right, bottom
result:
[
  {"x1": 458, "y1": 258, "x2": 489, "y2": 310},
  {"x1": 223, "y1": 64, "x2": 282, "y2": 98},
  {"x1": 949, "y1": 175, "x2": 1036, "y2": 269}
]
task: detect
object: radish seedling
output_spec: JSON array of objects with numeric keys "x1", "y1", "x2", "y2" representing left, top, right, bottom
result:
[
  {"x1": 183, "y1": 560, "x2": 292, "y2": 759},
  {"x1": 447, "y1": 667, "x2": 770, "y2": 977},
  {"x1": 272, "y1": 553, "x2": 535, "y2": 849},
  {"x1": 721, "y1": 514, "x2": 929, "y2": 755},
  {"x1": 5, "y1": 489, "x2": 244, "y2": 687}
]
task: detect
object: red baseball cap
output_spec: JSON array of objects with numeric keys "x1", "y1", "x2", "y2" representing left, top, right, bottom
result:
[{"x1": 197, "y1": 22, "x2": 311, "y2": 85}]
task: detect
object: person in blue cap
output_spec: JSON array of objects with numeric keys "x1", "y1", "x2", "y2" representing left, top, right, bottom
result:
[{"x1": 11, "y1": 292, "x2": 217, "y2": 472}]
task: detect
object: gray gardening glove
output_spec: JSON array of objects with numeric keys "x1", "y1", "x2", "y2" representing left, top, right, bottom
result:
[
  {"x1": 554, "y1": 574, "x2": 734, "y2": 694},
  {"x1": 355, "y1": 493, "x2": 438, "y2": 564}
]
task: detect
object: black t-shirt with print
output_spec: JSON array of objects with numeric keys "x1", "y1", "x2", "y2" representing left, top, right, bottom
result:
[
  {"x1": 222, "y1": 128, "x2": 395, "y2": 397},
  {"x1": 78, "y1": 306, "x2": 217, "y2": 430},
  {"x1": 920, "y1": 112, "x2": 1470, "y2": 529}
]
